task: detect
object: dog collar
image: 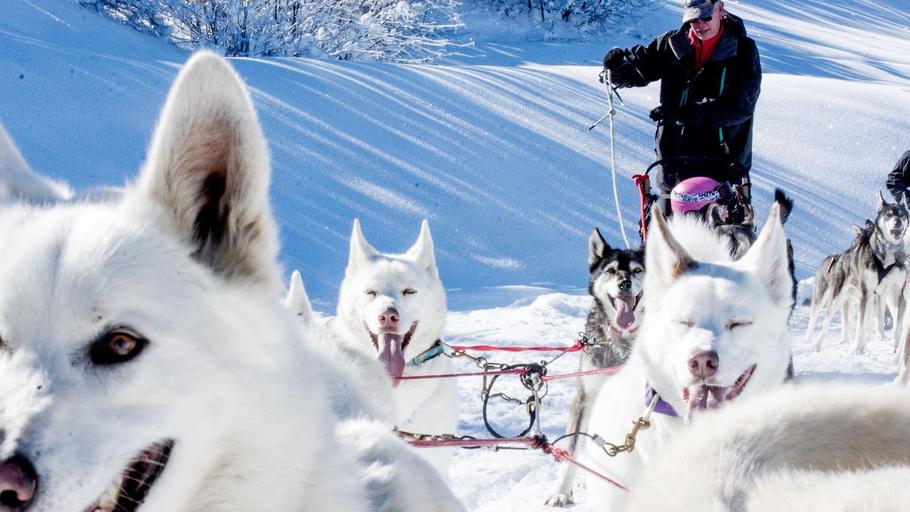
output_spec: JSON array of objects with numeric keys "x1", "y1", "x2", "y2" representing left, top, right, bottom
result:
[
  {"x1": 645, "y1": 384, "x2": 679, "y2": 417},
  {"x1": 407, "y1": 340, "x2": 445, "y2": 367}
]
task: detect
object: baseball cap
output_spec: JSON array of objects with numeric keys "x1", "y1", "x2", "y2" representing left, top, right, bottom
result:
[{"x1": 683, "y1": 0, "x2": 717, "y2": 23}]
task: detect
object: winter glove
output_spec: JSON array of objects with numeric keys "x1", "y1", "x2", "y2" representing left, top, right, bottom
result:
[
  {"x1": 602, "y1": 48, "x2": 628, "y2": 71},
  {"x1": 648, "y1": 106, "x2": 664, "y2": 122}
]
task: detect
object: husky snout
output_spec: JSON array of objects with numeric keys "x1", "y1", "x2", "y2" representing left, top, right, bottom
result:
[
  {"x1": 379, "y1": 308, "x2": 400, "y2": 333},
  {"x1": 687, "y1": 350, "x2": 719, "y2": 379},
  {"x1": 0, "y1": 454, "x2": 37, "y2": 511}
]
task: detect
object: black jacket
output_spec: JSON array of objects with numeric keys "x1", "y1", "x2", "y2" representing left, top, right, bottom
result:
[
  {"x1": 886, "y1": 150, "x2": 910, "y2": 203},
  {"x1": 614, "y1": 14, "x2": 761, "y2": 191}
]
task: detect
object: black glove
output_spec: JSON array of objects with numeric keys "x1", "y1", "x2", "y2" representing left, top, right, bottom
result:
[
  {"x1": 648, "y1": 106, "x2": 664, "y2": 122},
  {"x1": 602, "y1": 48, "x2": 628, "y2": 71}
]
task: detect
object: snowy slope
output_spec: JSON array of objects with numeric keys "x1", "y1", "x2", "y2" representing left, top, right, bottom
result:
[
  {"x1": 3, "y1": 1, "x2": 910, "y2": 510},
  {"x1": 5, "y1": 0, "x2": 910, "y2": 308}
]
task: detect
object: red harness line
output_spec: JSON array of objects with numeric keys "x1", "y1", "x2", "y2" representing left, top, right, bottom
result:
[
  {"x1": 447, "y1": 340, "x2": 586, "y2": 353},
  {"x1": 541, "y1": 443, "x2": 630, "y2": 492},
  {"x1": 395, "y1": 365, "x2": 623, "y2": 382},
  {"x1": 396, "y1": 368, "x2": 526, "y2": 381},
  {"x1": 407, "y1": 435, "x2": 629, "y2": 493}
]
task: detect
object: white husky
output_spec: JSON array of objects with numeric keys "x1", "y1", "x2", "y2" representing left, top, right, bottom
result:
[
  {"x1": 331, "y1": 219, "x2": 459, "y2": 477},
  {"x1": 0, "y1": 52, "x2": 463, "y2": 512},
  {"x1": 582, "y1": 205, "x2": 793, "y2": 511},
  {"x1": 629, "y1": 383, "x2": 910, "y2": 512}
]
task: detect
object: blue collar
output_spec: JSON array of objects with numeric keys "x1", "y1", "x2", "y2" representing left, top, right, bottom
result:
[
  {"x1": 406, "y1": 340, "x2": 445, "y2": 367},
  {"x1": 645, "y1": 384, "x2": 680, "y2": 417}
]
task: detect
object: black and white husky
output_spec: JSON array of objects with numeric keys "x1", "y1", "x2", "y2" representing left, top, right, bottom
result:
[
  {"x1": 545, "y1": 228, "x2": 645, "y2": 507},
  {"x1": 808, "y1": 193, "x2": 908, "y2": 355}
]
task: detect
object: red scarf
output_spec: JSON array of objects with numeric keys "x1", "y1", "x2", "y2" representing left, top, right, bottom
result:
[{"x1": 689, "y1": 22, "x2": 725, "y2": 70}]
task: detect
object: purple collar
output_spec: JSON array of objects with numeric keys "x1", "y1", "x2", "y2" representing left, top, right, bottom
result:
[{"x1": 645, "y1": 384, "x2": 679, "y2": 417}]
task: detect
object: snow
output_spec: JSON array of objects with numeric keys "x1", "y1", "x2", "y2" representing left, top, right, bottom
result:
[{"x1": 2, "y1": 0, "x2": 910, "y2": 509}]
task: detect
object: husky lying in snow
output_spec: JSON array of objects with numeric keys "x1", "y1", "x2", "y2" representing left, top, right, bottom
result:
[
  {"x1": 0, "y1": 52, "x2": 463, "y2": 512},
  {"x1": 629, "y1": 383, "x2": 910, "y2": 512},
  {"x1": 331, "y1": 219, "x2": 458, "y2": 477},
  {"x1": 808, "y1": 193, "x2": 908, "y2": 355},
  {"x1": 582, "y1": 202, "x2": 793, "y2": 511},
  {"x1": 545, "y1": 228, "x2": 645, "y2": 507}
]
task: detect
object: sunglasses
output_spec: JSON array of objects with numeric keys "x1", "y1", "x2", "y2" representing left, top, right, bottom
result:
[{"x1": 697, "y1": 14, "x2": 713, "y2": 22}]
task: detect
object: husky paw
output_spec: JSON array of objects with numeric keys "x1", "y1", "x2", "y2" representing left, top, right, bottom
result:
[{"x1": 544, "y1": 493, "x2": 574, "y2": 507}]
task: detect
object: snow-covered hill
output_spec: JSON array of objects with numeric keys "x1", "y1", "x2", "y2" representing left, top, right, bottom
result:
[
  {"x1": 4, "y1": 0, "x2": 910, "y2": 308},
  {"x1": 2, "y1": 1, "x2": 910, "y2": 509}
]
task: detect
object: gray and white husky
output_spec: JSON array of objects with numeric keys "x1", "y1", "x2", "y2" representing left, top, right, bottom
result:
[
  {"x1": 0, "y1": 52, "x2": 463, "y2": 512},
  {"x1": 545, "y1": 228, "x2": 645, "y2": 507},
  {"x1": 807, "y1": 193, "x2": 908, "y2": 355},
  {"x1": 582, "y1": 203, "x2": 793, "y2": 511}
]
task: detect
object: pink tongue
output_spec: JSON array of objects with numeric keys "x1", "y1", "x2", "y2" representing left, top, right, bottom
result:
[
  {"x1": 685, "y1": 385, "x2": 727, "y2": 420},
  {"x1": 376, "y1": 332, "x2": 406, "y2": 387},
  {"x1": 614, "y1": 296, "x2": 636, "y2": 329}
]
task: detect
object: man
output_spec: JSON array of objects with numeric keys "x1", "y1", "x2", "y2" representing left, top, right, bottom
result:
[
  {"x1": 604, "y1": 0, "x2": 761, "y2": 217},
  {"x1": 886, "y1": 149, "x2": 910, "y2": 203}
]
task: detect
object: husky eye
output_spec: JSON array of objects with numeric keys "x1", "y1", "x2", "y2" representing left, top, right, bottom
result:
[
  {"x1": 674, "y1": 320, "x2": 694, "y2": 328},
  {"x1": 364, "y1": 290, "x2": 377, "y2": 297},
  {"x1": 632, "y1": 267, "x2": 643, "y2": 274},
  {"x1": 402, "y1": 288, "x2": 417, "y2": 296},
  {"x1": 605, "y1": 267, "x2": 617, "y2": 274},
  {"x1": 90, "y1": 329, "x2": 148, "y2": 366},
  {"x1": 726, "y1": 320, "x2": 753, "y2": 330}
]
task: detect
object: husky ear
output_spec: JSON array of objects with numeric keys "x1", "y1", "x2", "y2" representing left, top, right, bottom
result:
[
  {"x1": 405, "y1": 220, "x2": 439, "y2": 277},
  {"x1": 852, "y1": 224, "x2": 864, "y2": 237},
  {"x1": 706, "y1": 204, "x2": 725, "y2": 228},
  {"x1": 588, "y1": 227, "x2": 610, "y2": 273},
  {"x1": 347, "y1": 218, "x2": 379, "y2": 272},
  {"x1": 283, "y1": 270, "x2": 313, "y2": 326},
  {"x1": 133, "y1": 51, "x2": 278, "y2": 287},
  {"x1": 0, "y1": 125, "x2": 72, "y2": 204},
  {"x1": 740, "y1": 203, "x2": 792, "y2": 306},
  {"x1": 645, "y1": 205, "x2": 696, "y2": 290},
  {"x1": 879, "y1": 191, "x2": 888, "y2": 207}
]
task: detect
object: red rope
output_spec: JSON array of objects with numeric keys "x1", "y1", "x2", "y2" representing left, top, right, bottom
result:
[
  {"x1": 408, "y1": 436, "x2": 540, "y2": 449},
  {"x1": 406, "y1": 435, "x2": 629, "y2": 493},
  {"x1": 541, "y1": 443, "x2": 629, "y2": 492},
  {"x1": 395, "y1": 368, "x2": 526, "y2": 382},
  {"x1": 448, "y1": 339, "x2": 585, "y2": 353},
  {"x1": 542, "y1": 365, "x2": 623, "y2": 382}
]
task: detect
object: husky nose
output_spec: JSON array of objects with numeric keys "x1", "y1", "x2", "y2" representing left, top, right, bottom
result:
[
  {"x1": 688, "y1": 350, "x2": 719, "y2": 379},
  {"x1": 618, "y1": 280, "x2": 632, "y2": 292},
  {"x1": 379, "y1": 308, "x2": 400, "y2": 331},
  {"x1": 0, "y1": 454, "x2": 37, "y2": 511}
]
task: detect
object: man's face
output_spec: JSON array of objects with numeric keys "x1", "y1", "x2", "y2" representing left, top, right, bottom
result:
[{"x1": 690, "y1": 2, "x2": 723, "y2": 40}]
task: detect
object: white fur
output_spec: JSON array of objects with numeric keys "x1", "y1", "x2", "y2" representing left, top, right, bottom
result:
[
  {"x1": 0, "y1": 52, "x2": 462, "y2": 512},
  {"x1": 0, "y1": 124, "x2": 72, "y2": 204},
  {"x1": 582, "y1": 206, "x2": 793, "y2": 511},
  {"x1": 332, "y1": 219, "x2": 458, "y2": 477},
  {"x1": 629, "y1": 383, "x2": 910, "y2": 512},
  {"x1": 283, "y1": 269, "x2": 314, "y2": 327}
]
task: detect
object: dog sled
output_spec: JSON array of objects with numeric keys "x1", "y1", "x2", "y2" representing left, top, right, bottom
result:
[{"x1": 632, "y1": 156, "x2": 754, "y2": 242}]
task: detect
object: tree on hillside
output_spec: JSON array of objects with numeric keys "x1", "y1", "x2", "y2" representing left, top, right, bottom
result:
[
  {"x1": 76, "y1": 0, "x2": 468, "y2": 62},
  {"x1": 476, "y1": 0, "x2": 659, "y2": 34}
]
